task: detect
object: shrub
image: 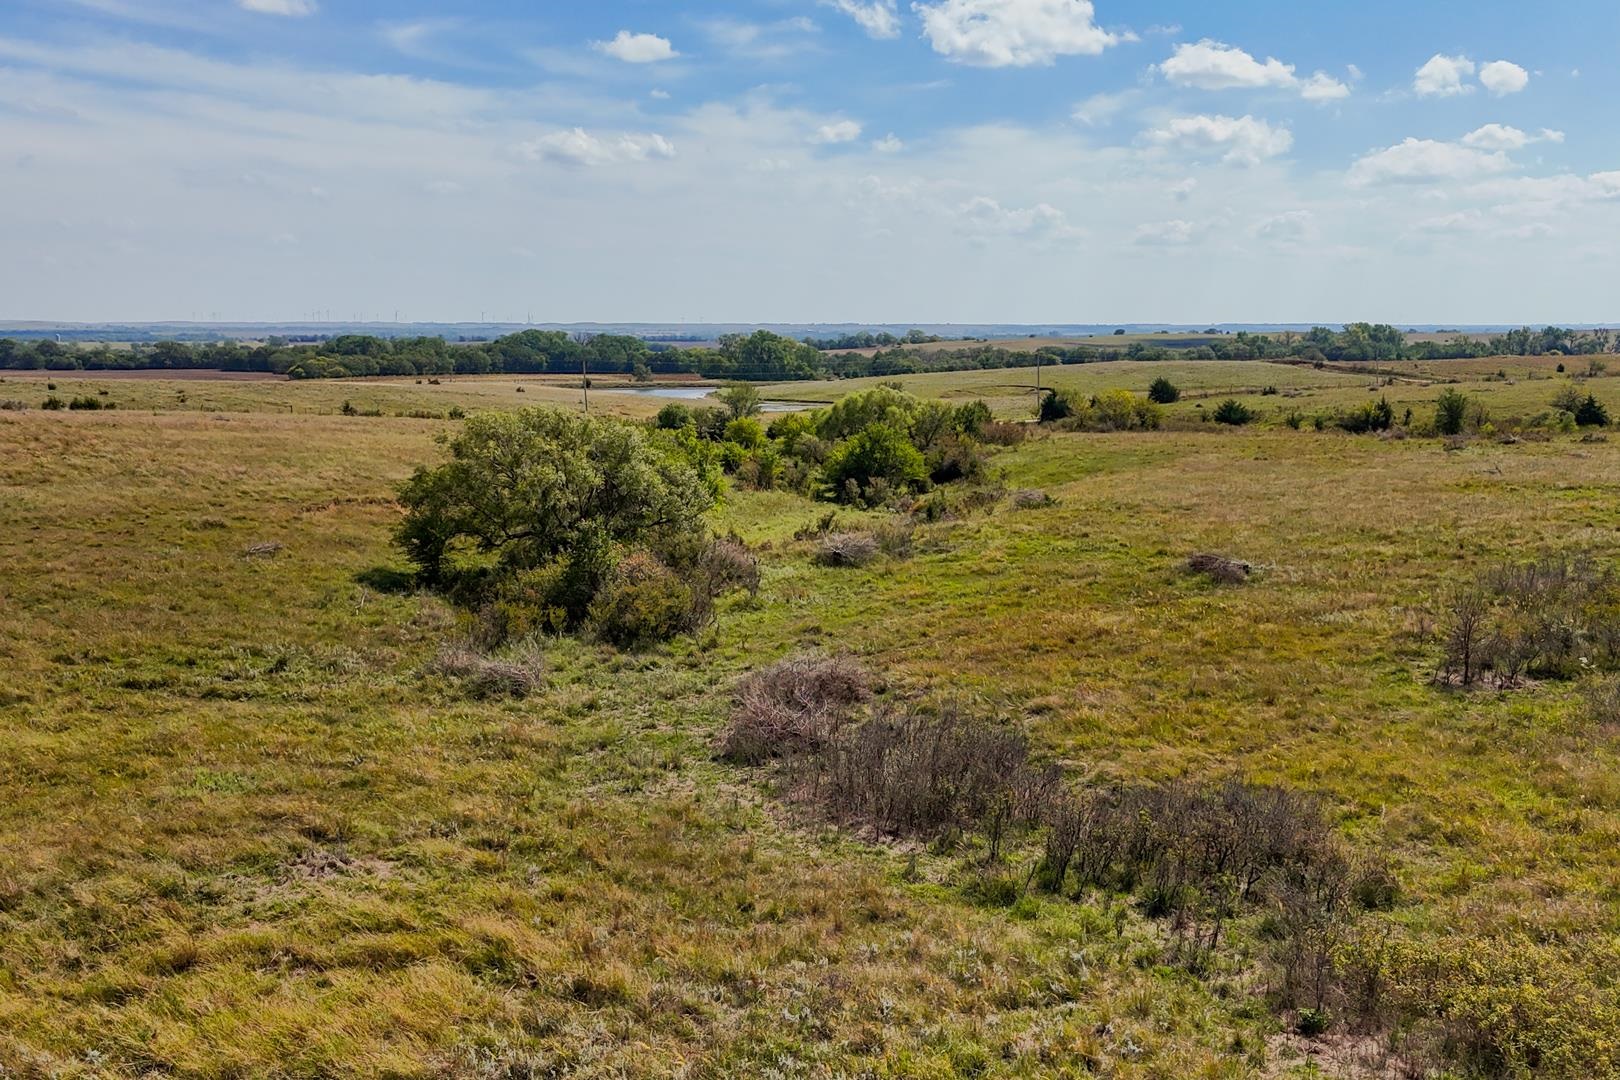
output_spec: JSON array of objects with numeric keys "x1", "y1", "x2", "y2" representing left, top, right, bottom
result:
[
  {"x1": 1187, "y1": 553, "x2": 1252, "y2": 584},
  {"x1": 428, "y1": 641, "x2": 545, "y2": 699},
  {"x1": 716, "y1": 382, "x2": 762, "y2": 420},
  {"x1": 68, "y1": 396, "x2": 105, "y2": 411},
  {"x1": 953, "y1": 400, "x2": 993, "y2": 437},
  {"x1": 1148, "y1": 377, "x2": 1181, "y2": 404},
  {"x1": 0, "y1": 399, "x2": 27, "y2": 411},
  {"x1": 979, "y1": 420, "x2": 1029, "y2": 446},
  {"x1": 821, "y1": 424, "x2": 927, "y2": 506},
  {"x1": 1575, "y1": 394, "x2": 1610, "y2": 428},
  {"x1": 41, "y1": 396, "x2": 65, "y2": 410},
  {"x1": 1434, "y1": 389, "x2": 1471, "y2": 436},
  {"x1": 1584, "y1": 675, "x2": 1620, "y2": 729},
  {"x1": 814, "y1": 532, "x2": 880, "y2": 568},
  {"x1": 925, "y1": 433, "x2": 986, "y2": 484},
  {"x1": 1212, "y1": 399, "x2": 1255, "y2": 426},
  {"x1": 1038, "y1": 389, "x2": 1077, "y2": 423},
  {"x1": 792, "y1": 708, "x2": 1047, "y2": 840},
  {"x1": 724, "y1": 416, "x2": 766, "y2": 449},
  {"x1": 1079, "y1": 390, "x2": 1163, "y2": 432},
  {"x1": 397, "y1": 409, "x2": 716, "y2": 584},
  {"x1": 720, "y1": 653, "x2": 872, "y2": 764},
  {"x1": 698, "y1": 537, "x2": 761, "y2": 598},
  {"x1": 587, "y1": 551, "x2": 699, "y2": 648},
  {"x1": 1439, "y1": 556, "x2": 1620, "y2": 686},
  {"x1": 872, "y1": 518, "x2": 915, "y2": 559},
  {"x1": 655, "y1": 401, "x2": 693, "y2": 430},
  {"x1": 1010, "y1": 489, "x2": 1055, "y2": 510},
  {"x1": 1338, "y1": 397, "x2": 1395, "y2": 434}
]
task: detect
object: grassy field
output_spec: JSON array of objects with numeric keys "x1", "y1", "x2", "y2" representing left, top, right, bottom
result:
[{"x1": 3, "y1": 361, "x2": 1620, "y2": 1076}]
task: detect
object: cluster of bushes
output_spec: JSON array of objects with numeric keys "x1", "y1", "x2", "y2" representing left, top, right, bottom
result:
[
  {"x1": 1439, "y1": 555, "x2": 1620, "y2": 688},
  {"x1": 1038, "y1": 388, "x2": 1163, "y2": 430},
  {"x1": 396, "y1": 409, "x2": 758, "y2": 649},
  {"x1": 723, "y1": 653, "x2": 1616, "y2": 1073},
  {"x1": 657, "y1": 385, "x2": 997, "y2": 508}
]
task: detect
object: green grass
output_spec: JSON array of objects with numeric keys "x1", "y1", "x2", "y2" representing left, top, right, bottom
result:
[{"x1": 3, "y1": 371, "x2": 1620, "y2": 1075}]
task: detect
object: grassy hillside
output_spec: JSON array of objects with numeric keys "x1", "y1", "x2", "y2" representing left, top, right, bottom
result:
[{"x1": 3, "y1": 371, "x2": 1620, "y2": 1076}]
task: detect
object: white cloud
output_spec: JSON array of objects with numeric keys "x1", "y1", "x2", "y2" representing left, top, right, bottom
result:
[
  {"x1": 1462, "y1": 124, "x2": 1563, "y2": 151},
  {"x1": 1348, "y1": 138, "x2": 1512, "y2": 186},
  {"x1": 1414, "y1": 54, "x2": 1475, "y2": 96},
  {"x1": 1253, "y1": 209, "x2": 1318, "y2": 246},
  {"x1": 956, "y1": 196, "x2": 1084, "y2": 243},
  {"x1": 1300, "y1": 71, "x2": 1350, "y2": 101},
  {"x1": 701, "y1": 17, "x2": 821, "y2": 61},
  {"x1": 1159, "y1": 40, "x2": 1295, "y2": 90},
  {"x1": 238, "y1": 0, "x2": 315, "y2": 13},
  {"x1": 650, "y1": 89, "x2": 671, "y2": 100},
  {"x1": 823, "y1": 0, "x2": 902, "y2": 39},
  {"x1": 1479, "y1": 60, "x2": 1529, "y2": 96},
  {"x1": 1159, "y1": 40, "x2": 1350, "y2": 103},
  {"x1": 1133, "y1": 219, "x2": 1195, "y2": 246},
  {"x1": 515, "y1": 128, "x2": 676, "y2": 168},
  {"x1": 913, "y1": 0, "x2": 1122, "y2": 68},
  {"x1": 1145, "y1": 114, "x2": 1293, "y2": 165},
  {"x1": 594, "y1": 30, "x2": 678, "y2": 64},
  {"x1": 871, "y1": 133, "x2": 904, "y2": 153},
  {"x1": 1071, "y1": 90, "x2": 1135, "y2": 126},
  {"x1": 1168, "y1": 178, "x2": 1197, "y2": 202},
  {"x1": 811, "y1": 119, "x2": 864, "y2": 144}
]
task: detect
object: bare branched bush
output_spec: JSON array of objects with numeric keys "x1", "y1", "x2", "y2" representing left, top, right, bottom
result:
[
  {"x1": 814, "y1": 532, "x2": 880, "y2": 568},
  {"x1": 699, "y1": 537, "x2": 762, "y2": 598},
  {"x1": 1187, "y1": 553, "x2": 1252, "y2": 585},
  {"x1": 428, "y1": 641, "x2": 545, "y2": 699},
  {"x1": 978, "y1": 420, "x2": 1029, "y2": 446},
  {"x1": 719, "y1": 653, "x2": 872, "y2": 765},
  {"x1": 872, "y1": 519, "x2": 915, "y2": 559},
  {"x1": 1588, "y1": 676, "x2": 1620, "y2": 729},
  {"x1": 1440, "y1": 555, "x2": 1620, "y2": 687},
  {"x1": 791, "y1": 708, "x2": 1043, "y2": 841}
]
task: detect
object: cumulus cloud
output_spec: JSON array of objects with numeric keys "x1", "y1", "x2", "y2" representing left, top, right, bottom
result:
[
  {"x1": 1348, "y1": 138, "x2": 1512, "y2": 186},
  {"x1": 811, "y1": 119, "x2": 864, "y2": 144},
  {"x1": 515, "y1": 128, "x2": 676, "y2": 168},
  {"x1": 956, "y1": 195, "x2": 1084, "y2": 242},
  {"x1": 1145, "y1": 114, "x2": 1293, "y2": 165},
  {"x1": 239, "y1": 0, "x2": 316, "y2": 14},
  {"x1": 823, "y1": 0, "x2": 902, "y2": 39},
  {"x1": 871, "y1": 133, "x2": 905, "y2": 153},
  {"x1": 913, "y1": 0, "x2": 1122, "y2": 68},
  {"x1": 1300, "y1": 72, "x2": 1351, "y2": 101},
  {"x1": 1480, "y1": 59, "x2": 1529, "y2": 96},
  {"x1": 1159, "y1": 40, "x2": 1295, "y2": 90},
  {"x1": 1414, "y1": 54, "x2": 1476, "y2": 96},
  {"x1": 1159, "y1": 40, "x2": 1349, "y2": 102},
  {"x1": 594, "y1": 30, "x2": 678, "y2": 63},
  {"x1": 1462, "y1": 124, "x2": 1563, "y2": 151}
]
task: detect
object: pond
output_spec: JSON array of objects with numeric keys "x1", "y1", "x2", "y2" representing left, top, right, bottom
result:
[{"x1": 598, "y1": 385, "x2": 810, "y2": 412}]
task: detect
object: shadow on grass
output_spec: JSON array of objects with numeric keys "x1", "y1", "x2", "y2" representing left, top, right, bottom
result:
[{"x1": 355, "y1": 566, "x2": 417, "y2": 594}]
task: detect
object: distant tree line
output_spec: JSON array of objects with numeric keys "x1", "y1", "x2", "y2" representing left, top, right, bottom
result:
[{"x1": 1, "y1": 323, "x2": 1611, "y2": 382}]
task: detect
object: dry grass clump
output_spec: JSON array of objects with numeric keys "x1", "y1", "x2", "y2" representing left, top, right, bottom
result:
[
  {"x1": 814, "y1": 531, "x2": 880, "y2": 568},
  {"x1": 242, "y1": 541, "x2": 286, "y2": 559},
  {"x1": 1010, "y1": 489, "x2": 1055, "y2": 510},
  {"x1": 428, "y1": 641, "x2": 545, "y2": 699},
  {"x1": 1186, "y1": 553, "x2": 1252, "y2": 584},
  {"x1": 719, "y1": 653, "x2": 872, "y2": 764},
  {"x1": 978, "y1": 420, "x2": 1030, "y2": 446}
]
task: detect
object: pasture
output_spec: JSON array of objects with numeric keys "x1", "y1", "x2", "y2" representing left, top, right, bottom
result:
[{"x1": 2, "y1": 357, "x2": 1620, "y2": 1077}]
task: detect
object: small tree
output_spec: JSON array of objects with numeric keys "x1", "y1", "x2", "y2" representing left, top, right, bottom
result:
[
  {"x1": 1575, "y1": 395, "x2": 1611, "y2": 428},
  {"x1": 1433, "y1": 390, "x2": 1470, "y2": 436},
  {"x1": 1148, "y1": 377, "x2": 1181, "y2": 404},
  {"x1": 396, "y1": 409, "x2": 716, "y2": 584},
  {"x1": 821, "y1": 424, "x2": 927, "y2": 504},
  {"x1": 716, "y1": 382, "x2": 763, "y2": 420},
  {"x1": 1212, "y1": 399, "x2": 1255, "y2": 426},
  {"x1": 1038, "y1": 389, "x2": 1077, "y2": 423}
]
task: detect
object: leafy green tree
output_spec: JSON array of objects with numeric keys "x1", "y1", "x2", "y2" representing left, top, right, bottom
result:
[
  {"x1": 716, "y1": 382, "x2": 763, "y2": 420},
  {"x1": 1147, "y1": 377, "x2": 1181, "y2": 404},
  {"x1": 1212, "y1": 399, "x2": 1255, "y2": 426},
  {"x1": 396, "y1": 409, "x2": 716, "y2": 583},
  {"x1": 1039, "y1": 389, "x2": 1078, "y2": 423},
  {"x1": 655, "y1": 402, "x2": 693, "y2": 430},
  {"x1": 821, "y1": 424, "x2": 927, "y2": 504},
  {"x1": 724, "y1": 416, "x2": 766, "y2": 449}
]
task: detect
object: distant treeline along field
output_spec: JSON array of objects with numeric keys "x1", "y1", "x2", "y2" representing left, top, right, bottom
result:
[{"x1": 0, "y1": 324, "x2": 1612, "y2": 383}]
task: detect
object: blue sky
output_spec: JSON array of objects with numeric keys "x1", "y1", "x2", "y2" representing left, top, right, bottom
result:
[{"x1": 2, "y1": 0, "x2": 1617, "y2": 324}]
